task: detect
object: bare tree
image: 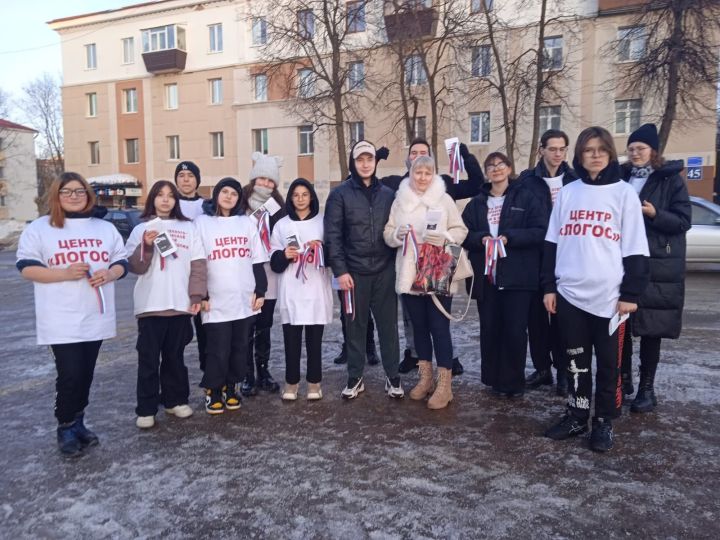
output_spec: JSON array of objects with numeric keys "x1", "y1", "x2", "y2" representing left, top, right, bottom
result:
[
  {"x1": 0, "y1": 87, "x2": 10, "y2": 118},
  {"x1": 18, "y1": 73, "x2": 64, "y2": 174},
  {"x1": 604, "y1": 0, "x2": 720, "y2": 153},
  {"x1": 252, "y1": 0, "x2": 380, "y2": 179}
]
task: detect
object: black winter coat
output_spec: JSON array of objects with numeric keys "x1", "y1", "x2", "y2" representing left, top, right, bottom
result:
[
  {"x1": 518, "y1": 161, "x2": 578, "y2": 220},
  {"x1": 462, "y1": 181, "x2": 547, "y2": 297},
  {"x1": 324, "y1": 176, "x2": 395, "y2": 277},
  {"x1": 622, "y1": 160, "x2": 691, "y2": 339}
]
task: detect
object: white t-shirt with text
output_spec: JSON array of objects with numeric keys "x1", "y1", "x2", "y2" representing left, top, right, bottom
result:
[
  {"x1": 487, "y1": 195, "x2": 505, "y2": 238},
  {"x1": 543, "y1": 173, "x2": 565, "y2": 206}
]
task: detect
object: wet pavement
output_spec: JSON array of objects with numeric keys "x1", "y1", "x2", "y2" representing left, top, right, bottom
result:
[{"x1": 0, "y1": 250, "x2": 718, "y2": 538}]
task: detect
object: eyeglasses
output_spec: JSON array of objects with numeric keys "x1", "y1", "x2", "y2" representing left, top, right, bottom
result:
[
  {"x1": 59, "y1": 188, "x2": 88, "y2": 198},
  {"x1": 486, "y1": 162, "x2": 508, "y2": 172},
  {"x1": 582, "y1": 147, "x2": 609, "y2": 157},
  {"x1": 544, "y1": 146, "x2": 567, "y2": 154}
]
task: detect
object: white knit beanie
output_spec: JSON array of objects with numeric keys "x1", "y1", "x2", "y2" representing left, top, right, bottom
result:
[{"x1": 249, "y1": 151, "x2": 282, "y2": 184}]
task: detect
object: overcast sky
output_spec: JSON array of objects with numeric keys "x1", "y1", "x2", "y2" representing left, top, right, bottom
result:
[{"x1": 0, "y1": 0, "x2": 138, "y2": 98}]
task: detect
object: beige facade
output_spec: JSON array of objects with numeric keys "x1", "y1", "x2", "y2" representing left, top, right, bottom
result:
[
  {"x1": 0, "y1": 120, "x2": 39, "y2": 222},
  {"x1": 50, "y1": 0, "x2": 717, "y2": 205}
]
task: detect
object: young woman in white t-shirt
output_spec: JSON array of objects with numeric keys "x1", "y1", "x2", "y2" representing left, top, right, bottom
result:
[
  {"x1": 125, "y1": 180, "x2": 207, "y2": 429},
  {"x1": 16, "y1": 172, "x2": 128, "y2": 457},
  {"x1": 541, "y1": 127, "x2": 649, "y2": 453},
  {"x1": 194, "y1": 178, "x2": 268, "y2": 414},
  {"x1": 270, "y1": 179, "x2": 333, "y2": 400}
]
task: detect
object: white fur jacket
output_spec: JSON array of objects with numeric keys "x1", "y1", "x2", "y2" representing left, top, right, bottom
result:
[{"x1": 383, "y1": 175, "x2": 468, "y2": 294}]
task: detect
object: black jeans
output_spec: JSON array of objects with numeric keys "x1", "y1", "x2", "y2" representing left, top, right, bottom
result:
[
  {"x1": 338, "y1": 290, "x2": 376, "y2": 353},
  {"x1": 282, "y1": 324, "x2": 324, "y2": 385},
  {"x1": 202, "y1": 318, "x2": 252, "y2": 390},
  {"x1": 556, "y1": 294, "x2": 625, "y2": 420},
  {"x1": 50, "y1": 340, "x2": 103, "y2": 424},
  {"x1": 246, "y1": 299, "x2": 276, "y2": 378},
  {"x1": 402, "y1": 294, "x2": 453, "y2": 369},
  {"x1": 193, "y1": 312, "x2": 206, "y2": 372},
  {"x1": 621, "y1": 324, "x2": 662, "y2": 378},
  {"x1": 478, "y1": 281, "x2": 533, "y2": 393},
  {"x1": 343, "y1": 265, "x2": 399, "y2": 380},
  {"x1": 528, "y1": 291, "x2": 565, "y2": 373},
  {"x1": 136, "y1": 315, "x2": 193, "y2": 417}
]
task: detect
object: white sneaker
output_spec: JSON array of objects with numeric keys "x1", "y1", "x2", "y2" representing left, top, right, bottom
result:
[
  {"x1": 281, "y1": 384, "x2": 299, "y2": 401},
  {"x1": 165, "y1": 404, "x2": 193, "y2": 418},
  {"x1": 341, "y1": 377, "x2": 365, "y2": 400},
  {"x1": 136, "y1": 415, "x2": 155, "y2": 429},
  {"x1": 307, "y1": 383, "x2": 323, "y2": 401},
  {"x1": 385, "y1": 377, "x2": 405, "y2": 399}
]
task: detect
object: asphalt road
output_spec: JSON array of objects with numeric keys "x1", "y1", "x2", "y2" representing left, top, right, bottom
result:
[{"x1": 0, "y1": 250, "x2": 718, "y2": 538}]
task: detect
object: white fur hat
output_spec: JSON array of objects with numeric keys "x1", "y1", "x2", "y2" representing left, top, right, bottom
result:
[{"x1": 249, "y1": 151, "x2": 283, "y2": 184}]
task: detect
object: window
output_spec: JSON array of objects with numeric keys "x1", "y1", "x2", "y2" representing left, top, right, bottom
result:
[
  {"x1": 691, "y1": 203, "x2": 720, "y2": 226},
  {"x1": 299, "y1": 125, "x2": 314, "y2": 155},
  {"x1": 347, "y1": 2, "x2": 366, "y2": 33},
  {"x1": 470, "y1": 112, "x2": 490, "y2": 143},
  {"x1": 123, "y1": 88, "x2": 138, "y2": 113},
  {"x1": 543, "y1": 36, "x2": 563, "y2": 71},
  {"x1": 208, "y1": 23, "x2": 223, "y2": 53},
  {"x1": 615, "y1": 99, "x2": 642, "y2": 134},
  {"x1": 254, "y1": 74, "x2": 268, "y2": 102},
  {"x1": 122, "y1": 37, "x2": 134, "y2": 64},
  {"x1": 126, "y1": 139, "x2": 140, "y2": 163},
  {"x1": 209, "y1": 78, "x2": 223, "y2": 104},
  {"x1": 471, "y1": 0, "x2": 494, "y2": 13},
  {"x1": 405, "y1": 55, "x2": 427, "y2": 85},
  {"x1": 297, "y1": 69, "x2": 315, "y2": 98},
  {"x1": 89, "y1": 141, "x2": 100, "y2": 164},
  {"x1": 407, "y1": 116, "x2": 427, "y2": 143},
  {"x1": 211, "y1": 132, "x2": 224, "y2": 158},
  {"x1": 165, "y1": 83, "x2": 178, "y2": 109},
  {"x1": 252, "y1": 18, "x2": 268, "y2": 45},
  {"x1": 471, "y1": 45, "x2": 491, "y2": 77},
  {"x1": 539, "y1": 106, "x2": 561, "y2": 132},
  {"x1": 87, "y1": 93, "x2": 97, "y2": 117},
  {"x1": 298, "y1": 10, "x2": 315, "y2": 39},
  {"x1": 349, "y1": 121, "x2": 364, "y2": 145},
  {"x1": 85, "y1": 44, "x2": 97, "y2": 69},
  {"x1": 618, "y1": 26, "x2": 646, "y2": 62},
  {"x1": 167, "y1": 135, "x2": 180, "y2": 160},
  {"x1": 141, "y1": 25, "x2": 186, "y2": 52},
  {"x1": 253, "y1": 128, "x2": 269, "y2": 154},
  {"x1": 348, "y1": 61, "x2": 365, "y2": 90}
]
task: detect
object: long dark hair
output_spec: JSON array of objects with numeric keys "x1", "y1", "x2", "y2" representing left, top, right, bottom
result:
[{"x1": 141, "y1": 180, "x2": 189, "y2": 221}]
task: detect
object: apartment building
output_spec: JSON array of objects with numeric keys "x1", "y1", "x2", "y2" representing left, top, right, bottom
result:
[
  {"x1": 0, "y1": 119, "x2": 39, "y2": 221},
  {"x1": 49, "y1": 0, "x2": 717, "y2": 204}
]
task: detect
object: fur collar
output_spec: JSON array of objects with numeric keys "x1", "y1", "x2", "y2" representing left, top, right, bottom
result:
[{"x1": 396, "y1": 175, "x2": 446, "y2": 213}]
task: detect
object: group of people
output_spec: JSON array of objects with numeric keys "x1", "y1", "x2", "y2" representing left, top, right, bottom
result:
[{"x1": 17, "y1": 121, "x2": 690, "y2": 457}]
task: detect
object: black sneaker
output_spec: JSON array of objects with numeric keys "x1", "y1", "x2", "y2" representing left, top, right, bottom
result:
[
  {"x1": 544, "y1": 413, "x2": 589, "y2": 440},
  {"x1": 256, "y1": 367, "x2": 280, "y2": 393},
  {"x1": 341, "y1": 377, "x2": 365, "y2": 400},
  {"x1": 333, "y1": 345, "x2": 347, "y2": 365},
  {"x1": 366, "y1": 346, "x2": 379, "y2": 366},
  {"x1": 73, "y1": 413, "x2": 99, "y2": 448},
  {"x1": 589, "y1": 417, "x2": 614, "y2": 452},
  {"x1": 526, "y1": 369, "x2": 553, "y2": 389},
  {"x1": 385, "y1": 376, "x2": 404, "y2": 398},
  {"x1": 205, "y1": 388, "x2": 225, "y2": 415},
  {"x1": 57, "y1": 423, "x2": 83, "y2": 458},
  {"x1": 240, "y1": 375, "x2": 257, "y2": 397},
  {"x1": 398, "y1": 349, "x2": 418, "y2": 374},
  {"x1": 451, "y1": 357, "x2": 464, "y2": 376},
  {"x1": 224, "y1": 384, "x2": 242, "y2": 411}
]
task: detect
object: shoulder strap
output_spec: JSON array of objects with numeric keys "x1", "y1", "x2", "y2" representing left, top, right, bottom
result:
[{"x1": 430, "y1": 275, "x2": 475, "y2": 322}]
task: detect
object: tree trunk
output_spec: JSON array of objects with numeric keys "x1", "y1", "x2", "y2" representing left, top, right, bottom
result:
[
  {"x1": 528, "y1": 0, "x2": 548, "y2": 170},
  {"x1": 658, "y1": 3, "x2": 684, "y2": 154}
]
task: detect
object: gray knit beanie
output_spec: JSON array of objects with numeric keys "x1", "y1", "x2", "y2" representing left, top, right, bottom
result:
[{"x1": 249, "y1": 152, "x2": 282, "y2": 184}]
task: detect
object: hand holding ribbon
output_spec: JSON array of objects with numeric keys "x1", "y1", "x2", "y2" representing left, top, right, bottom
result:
[{"x1": 484, "y1": 237, "x2": 507, "y2": 284}]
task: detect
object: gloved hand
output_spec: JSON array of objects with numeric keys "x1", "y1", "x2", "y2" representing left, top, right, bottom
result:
[
  {"x1": 396, "y1": 225, "x2": 410, "y2": 241},
  {"x1": 424, "y1": 230, "x2": 445, "y2": 247},
  {"x1": 459, "y1": 143, "x2": 470, "y2": 160},
  {"x1": 376, "y1": 146, "x2": 390, "y2": 161}
]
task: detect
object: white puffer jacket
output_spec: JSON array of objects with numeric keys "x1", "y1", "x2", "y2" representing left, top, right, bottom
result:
[{"x1": 383, "y1": 175, "x2": 468, "y2": 294}]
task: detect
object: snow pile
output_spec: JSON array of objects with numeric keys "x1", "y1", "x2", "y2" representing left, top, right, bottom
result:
[{"x1": 0, "y1": 219, "x2": 26, "y2": 250}]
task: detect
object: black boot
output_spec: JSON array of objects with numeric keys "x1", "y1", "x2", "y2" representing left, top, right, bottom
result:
[
  {"x1": 589, "y1": 417, "x2": 614, "y2": 452},
  {"x1": 555, "y1": 369, "x2": 569, "y2": 397},
  {"x1": 57, "y1": 422, "x2": 83, "y2": 458},
  {"x1": 333, "y1": 343, "x2": 347, "y2": 365},
  {"x1": 451, "y1": 357, "x2": 464, "y2": 376},
  {"x1": 241, "y1": 374, "x2": 257, "y2": 397},
  {"x1": 366, "y1": 343, "x2": 379, "y2": 366},
  {"x1": 631, "y1": 363, "x2": 658, "y2": 413},
  {"x1": 621, "y1": 372, "x2": 634, "y2": 404},
  {"x1": 398, "y1": 348, "x2": 418, "y2": 374},
  {"x1": 526, "y1": 369, "x2": 553, "y2": 389},
  {"x1": 73, "y1": 412, "x2": 99, "y2": 448},
  {"x1": 257, "y1": 366, "x2": 280, "y2": 393}
]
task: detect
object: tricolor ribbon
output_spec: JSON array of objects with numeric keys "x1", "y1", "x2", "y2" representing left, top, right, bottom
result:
[
  {"x1": 402, "y1": 225, "x2": 419, "y2": 264},
  {"x1": 86, "y1": 271, "x2": 106, "y2": 314},
  {"x1": 295, "y1": 242, "x2": 325, "y2": 283},
  {"x1": 342, "y1": 287, "x2": 355, "y2": 321},
  {"x1": 448, "y1": 142, "x2": 465, "y2": 184},
  {"x1": 484, "y1": 238, "x2": 507, "y2": 284},
  {"x1": 141, "y1": 241, "x2": 177, "y2": 271},
  {"x1": 256, "y1": 209, "x2": 271, "y2": 253}
]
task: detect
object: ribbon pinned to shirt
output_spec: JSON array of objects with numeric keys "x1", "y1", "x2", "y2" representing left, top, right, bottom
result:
[
  {"x1": 402, "y1": 225, "x2": 419, "y2": 264},
  {"x1": 484, "y1": 238, "x2": 507, "y2": 284},
  {"x1": 86, "y1": 271, "x2": 106, "y2": 314},
  {"x1": 256, "y1": 209, "x2": 271, "y2": 253}
]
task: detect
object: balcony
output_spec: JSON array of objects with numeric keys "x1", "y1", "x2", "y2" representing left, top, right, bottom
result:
[
  {"x1": 598, "y1": 0, "x2": 652, "y2": 16},
  {"x1": 384, "y1": 7, "x2": 437, "y2": 42},
  {"x1": 142, "y1": 48, "x2": 187, "y2": 74}
]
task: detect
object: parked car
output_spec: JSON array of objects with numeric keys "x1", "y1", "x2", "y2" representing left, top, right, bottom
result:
[
  {"x1": 103, "y1": 208, "x2": 142, "y2": 241},
  {"x1": 687, "y1": 196, "x2": 720, "y2": 263}
]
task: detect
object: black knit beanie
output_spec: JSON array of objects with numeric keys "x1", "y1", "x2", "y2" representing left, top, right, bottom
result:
[
  {"x1": 210, "y1": 177, "x2": 243, "y2": 216},
  {"x1": 174, "y1": 161, "x2": 201, "y2": 187},
  {"x1": 627, "y1": 124, "x2": 659, "y2": 152}
]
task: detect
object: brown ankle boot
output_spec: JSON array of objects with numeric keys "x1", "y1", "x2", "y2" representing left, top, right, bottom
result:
[
  {"x1": 409, "y1": 360, "x2": 434, "y2": 400},
  {"x1": 427, "y1": 367, "x2": 453, "y2": 410}
]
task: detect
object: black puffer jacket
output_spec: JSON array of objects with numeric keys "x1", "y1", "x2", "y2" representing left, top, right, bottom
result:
[
  {"x1": 461, "y1": 181, "x2": 547, "y2": 297},
  {"x1": 518, "y1": 161, "x2": 578, "y2": 219},
  {"x1": 324, "y1": 145, "x2": 395, "y2": 276},
  {"x1": 622, "y1": 160, "x2": 691, "y2": 339}
]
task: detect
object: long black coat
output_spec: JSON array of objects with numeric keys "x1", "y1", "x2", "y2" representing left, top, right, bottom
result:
[
  {"x1": 461, "y1": 181, "x2": 547, "y2": 298},
  {"x1": 622, "y1": 160, "x2": 691, "y2": 339}
]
